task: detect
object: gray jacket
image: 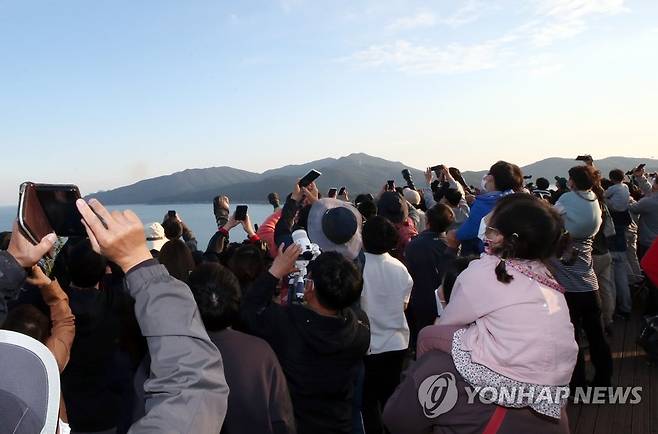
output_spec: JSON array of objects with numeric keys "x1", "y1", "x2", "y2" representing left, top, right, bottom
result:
[
  {"x1": 0, "y1": 251, "x2": 229, "y2": 433},
  {"x1": 125, "y1": 262, "x2": 229, "y2": 433},
  {"x1": 630, "y1": 193, "x2": 658, "y2": 248}
]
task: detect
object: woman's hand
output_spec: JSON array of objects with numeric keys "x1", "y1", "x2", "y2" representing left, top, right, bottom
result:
[
  {"x1": 25, "y1": 265, "x2": 52, "y2": 288},
  {"x1": 241, "y1": 214, "x2": 256, "y2": 237}
]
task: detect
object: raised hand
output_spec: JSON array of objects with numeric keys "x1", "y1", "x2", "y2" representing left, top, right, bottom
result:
[
  {"x1": 425, "y1": 168, "x2": 433, "y2": 186},
  {"x1": 6, "y1": 221, "x2": 57, "y2": 268},
  {"x1": 292, "y1": 180, "x2": 304, "y2": 202},
  {"x1": 76, "y1": 199, "x2": 152, "y2": 273},
  {"x1": 302, "y1": 182, "x2": 319, "y2": 205},
  {"x1": 241, "y1": 214, "x2": 256, "y2": 237},
  {"x1": 269, "y1": 243, "x2": 302, "y2": 279},
  {"x1": 25, "y1": 265, "x2": 52, "y2": 288},
  {"x1": 223, "y1": 214, "x2": 240, "y2": 231}
]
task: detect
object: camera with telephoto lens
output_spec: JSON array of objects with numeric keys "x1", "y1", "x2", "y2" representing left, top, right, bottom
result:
[
  {"x1": 288, "y1": 229, "x2": 321, "y2": 305},
  {"x1": 401, "y1": 169, "x2": 416, "y2": 190}
]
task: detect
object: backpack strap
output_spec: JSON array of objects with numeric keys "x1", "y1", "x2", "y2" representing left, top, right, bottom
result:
[{"x1": 482, "y1": 406, "x2": 507, "y2": 434}]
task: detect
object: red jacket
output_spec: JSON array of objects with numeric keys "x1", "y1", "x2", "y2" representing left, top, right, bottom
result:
[
  {"x1": 641, "y1": 238, "x2": 658, "y2": 287},
  {"x1": 257, "y1": 209, "x2": 283, "y2": 258},
  {"x1": 392, "y1": 217, "x2": 418, "y2": 263}
]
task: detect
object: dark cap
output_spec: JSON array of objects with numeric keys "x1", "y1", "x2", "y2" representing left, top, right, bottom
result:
[{"x1": 322, "y1": 207, "x2": 357, "y2": 245}]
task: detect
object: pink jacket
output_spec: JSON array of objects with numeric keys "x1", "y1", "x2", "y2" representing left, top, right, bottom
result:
[{"x1": 437, "y1": 254, "x2": 578, "y2": 386}]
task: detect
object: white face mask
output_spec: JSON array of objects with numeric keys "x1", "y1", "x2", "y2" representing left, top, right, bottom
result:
[{"x1": 481, "y1": 175, "x2": 489, "y2": 192}]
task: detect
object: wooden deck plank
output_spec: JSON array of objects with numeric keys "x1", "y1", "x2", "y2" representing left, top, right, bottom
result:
[
  {"x1": 567, "y1": 303, "x2": 656, "y2": 434},
  {"x1": 632, "y1": 312, "x2": 653, "y2": 434},
  {"x1": 590, "y1": 317, "x2": 627, "y2": 434}
]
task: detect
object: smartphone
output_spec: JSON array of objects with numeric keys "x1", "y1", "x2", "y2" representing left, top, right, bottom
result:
[
  {"x1": 430, "y1": 165, "x2": 445, "y2": 178},
  {"x1": 168, "y1": 210, "x2": 176, "y2": 218},
  {"x1": 234, "y1": 205, "x2": 248, "y2": 221},
  {"x1": 338, "y1": 186, "x2": 346, "y2": 196},
  {"x1": 638, "y1": 163, "x2": 646, "y2": 170},
  {"x1": 18, "y1": 182, "x2": 85, "y2": 244},
  {"x1": 327, "y1": 188, "x2": 337, "y2": 198},
  {"x1": 298, "y1": 169, "x2": 322, "y2": 188},
  {"x1": 387, "y1": 180, "x2": 395, "y2": 190},
  {"x1": 575, "y1": 155, "x2": 593, "y2": 162}
]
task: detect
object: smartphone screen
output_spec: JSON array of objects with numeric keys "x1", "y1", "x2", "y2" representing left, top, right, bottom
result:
[
  {"x1": 328, "y1": 188, "x2": 337, "y2": 198},
  {"x1": 235, "y1": 205, "x2": 248, "y2": 221},
  {"x1": 387, "y1": 180, "x2": 395, "y2": 190},
  {"x1": 338, "y1": 186, "x2": 346, "y2": 196},
  {"x1": 299, "y1": 169, "x2": 322, "y2": 187},
  {"x1": 35, "y1": 185, "x2": 85, "y2": 237}
]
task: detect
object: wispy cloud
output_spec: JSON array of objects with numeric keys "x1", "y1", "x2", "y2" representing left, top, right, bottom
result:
[
  {"x1": 530, "y1": 0, "x2": 628, "y2": 46},
  {"x1": 536, "y1": 0, "x2": 627, "y2": 21},
  {"x1": 347, "y1": 0, "x2": 630, "y2": 75},
  {"x1": 347, "y1": 39, "x2": 506, "y2": 74},
  {"x1": 387, "y1": 11, "x2": 436, "y2": 31},
  {"x1": 530, "y1": 18, "x2": 587, "y2": 46},
  {"x1": 438, "y1": 0, "x2": 487, "y2": 28}
]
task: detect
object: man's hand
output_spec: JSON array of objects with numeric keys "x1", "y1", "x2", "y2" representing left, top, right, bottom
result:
[
  {"x1": 269, "y1": 243, "x2": 302, "y2": 279},
  {"x1": 6, "y1": 221, "x2": 57, "y2": 268},
  {"x1": 25, "y1": 265, "x2": 52, "y2": 288},
  {"x1": 241, "y1": 214, "x2": 256, "y2": 237},
  {"x1": 76, "y1": 199, "x2": 152, "y2": 273},
  {"x1": 302, "y1": 182, "x2": 319, "y2": 205}
]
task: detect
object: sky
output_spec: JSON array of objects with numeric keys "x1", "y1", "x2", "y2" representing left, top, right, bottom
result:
[{"x1": 1, "y1": 0, "x2": 657, "y2": 204}]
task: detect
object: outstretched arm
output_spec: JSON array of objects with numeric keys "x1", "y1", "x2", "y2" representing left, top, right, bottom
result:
[
  {"x1": 26, "y1": 267, "x2": 76, "y2": 373},
  {"x1": 76, "y1": 198, "x2": 229, "y2": 433}
]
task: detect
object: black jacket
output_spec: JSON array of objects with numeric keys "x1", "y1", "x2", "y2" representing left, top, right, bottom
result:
[
  {"x1": 404, "y1": 231, "x2": 457, "y2": 343},
  {"x1": 241, "y1": 272, "x2": 370, "y2": 434}
]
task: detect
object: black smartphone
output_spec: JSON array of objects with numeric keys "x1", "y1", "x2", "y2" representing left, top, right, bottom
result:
[
  {"x1": 234, "y1": 205, "x2": 248, "y2": 221},
  {"x1": 327, "y1": 188, "x2": 337, "y2": 198},
  {"x1": 387, "y1": 180, "x2": 395, "y2": 190},
  {"x1": 168, "y1": 210, "x2": 176, "y2": 218},
  {"x1": 638, "y1": 163, "x2": 646, "y2": 170},
  {"x1": 430, "y1": 164, "x2": 445, "y2": 178},
  {"x1": 18, "y1": 182, "x2": 85, "y2": 244},
  {"x1": 338, "y1": 186, "x2": 346, "y2": 196},
  {"x1": 299, "y1": 169, "x2": 322, "y2": 187}
]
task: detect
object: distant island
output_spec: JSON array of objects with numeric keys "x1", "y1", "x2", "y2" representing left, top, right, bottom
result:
[{"x1": 87, "y1": 153, "x2": 657, "y2": 205}]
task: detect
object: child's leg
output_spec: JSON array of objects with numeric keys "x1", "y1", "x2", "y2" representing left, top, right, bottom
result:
[{"x1": 416, "y1": 325, "x2": 462, "y2": 359}]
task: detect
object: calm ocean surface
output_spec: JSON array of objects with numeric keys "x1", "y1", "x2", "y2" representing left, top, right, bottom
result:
[{"x1": 0, "y1": 203, "x2": 275, "y2": 244}]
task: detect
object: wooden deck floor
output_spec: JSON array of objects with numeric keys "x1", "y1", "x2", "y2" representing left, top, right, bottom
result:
[{"x1": 567, "y1": 308, "x2": 658, "y2": 434}]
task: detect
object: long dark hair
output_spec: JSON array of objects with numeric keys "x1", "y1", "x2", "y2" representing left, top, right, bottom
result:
[
  {"x1": 159, "y1": 239, "x2": 195, "y2": 283},
  {"x1": 487, "y1": 194, "x2": 566, "y2": 283}
]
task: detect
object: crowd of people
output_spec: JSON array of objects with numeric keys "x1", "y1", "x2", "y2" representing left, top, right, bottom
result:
[{"x1": 1, "y1": 156, "x2": 658, "y2": 434}]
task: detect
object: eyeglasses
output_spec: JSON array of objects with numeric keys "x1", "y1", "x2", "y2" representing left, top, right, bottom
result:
[{"x1": 485, "y1": 226, "x2": 501, "y2": 238}]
